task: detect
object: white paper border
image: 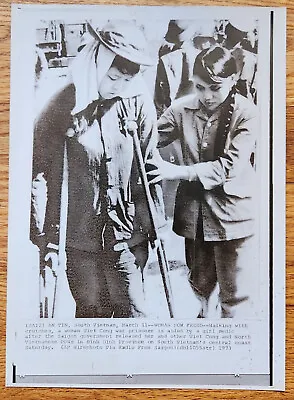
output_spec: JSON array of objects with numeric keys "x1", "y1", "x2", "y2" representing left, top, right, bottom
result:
[{"x1": 6, "y1": 3, "x2": 286, "y2": 390}]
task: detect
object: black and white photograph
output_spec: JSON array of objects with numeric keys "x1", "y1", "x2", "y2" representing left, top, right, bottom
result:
[
  {"x1": 32, "y1": 14, "x2": 259, "y2": 320},
  {"x1": 7, "y1": 4, "x2": 286, "y2": 390}
]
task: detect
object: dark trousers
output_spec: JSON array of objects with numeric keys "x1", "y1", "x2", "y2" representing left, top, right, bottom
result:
[
  {"x1": 66, "y1": 241, "x2": 148, "y2": 318},
  {"x1": 185, "y1": 235, "x2": 257, "y2": 318}
]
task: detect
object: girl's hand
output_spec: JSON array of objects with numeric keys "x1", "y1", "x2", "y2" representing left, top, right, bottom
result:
[{"x1": 146, "y1": 158, "x2": 192, "y2": 184}]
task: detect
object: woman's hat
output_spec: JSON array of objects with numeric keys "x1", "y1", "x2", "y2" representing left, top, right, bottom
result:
[{"x1": 88, "y1": 21, "x2": 154, "y2": 66}]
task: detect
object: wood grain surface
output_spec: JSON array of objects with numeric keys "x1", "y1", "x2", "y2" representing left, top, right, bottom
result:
[{"x1": 0, "y1": 0, "x2": 291, "y2": 398}]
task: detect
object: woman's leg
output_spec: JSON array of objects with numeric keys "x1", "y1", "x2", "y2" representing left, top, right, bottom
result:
[
  {"x1": 66, "y1": 247, "x2": 112, "y2": 318},
  {"x1": 130, "y1": 240, "x2": 149, "y2": 291},
  {"x1": 103, "y1": 242, "x2": 147, "y2": 318}
]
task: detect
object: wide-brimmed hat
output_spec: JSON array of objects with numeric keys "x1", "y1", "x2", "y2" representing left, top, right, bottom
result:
[{"x1": 87, "y1": 21, "x2": 154, "y2": 66}]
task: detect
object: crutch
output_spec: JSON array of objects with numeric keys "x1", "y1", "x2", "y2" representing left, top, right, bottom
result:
[{"x1": 129, "y1": 123, "x2": 175, "y2": 318}]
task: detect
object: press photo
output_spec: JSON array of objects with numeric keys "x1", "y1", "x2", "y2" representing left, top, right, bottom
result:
[{"x1": 6, "y1": 4, "x2": 286, "y2": 390}]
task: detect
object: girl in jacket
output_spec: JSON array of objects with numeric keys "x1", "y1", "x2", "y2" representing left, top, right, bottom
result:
[
  {"x1": 31, "y1": 21, "x2": 165, "y2": 318},
  {"x1": 148, "y1": 45, "x2": 258, "y2": 318}
]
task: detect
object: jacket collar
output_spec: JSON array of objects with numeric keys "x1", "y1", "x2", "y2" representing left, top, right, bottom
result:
[{"x1": 183, "y1": 95, "x2": 221, "y2": 121}]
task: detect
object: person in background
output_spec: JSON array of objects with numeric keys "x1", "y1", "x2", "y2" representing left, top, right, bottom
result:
[
  {"x1": 31, "y1": 21, "x2": 165, "y2": 318},
  {"x1": 148, "y1": 46, "x2": 258, "y2": 318},
  {"x1": 223, "y1": 21, "x2": 258, "y2": 103},
  {"x1": 155, "y1": 20, "x2": 201, "y2": 118}
]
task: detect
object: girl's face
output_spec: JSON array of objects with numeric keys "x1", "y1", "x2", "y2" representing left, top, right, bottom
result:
[
  {"x1": 98, "y1": 66, "x2": 134, "y2": 100},
  {"x1": 192, "y1": 75, "x2": 235, "y2": 113}
]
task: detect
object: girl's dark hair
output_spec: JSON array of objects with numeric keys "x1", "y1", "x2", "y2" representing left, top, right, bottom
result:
[
  {"x1": 193, "y1": 46, "x2": 238, "y2": 158},
  {"x1": 164, "y1": 20, "x2": 185, "y2": 45},
  {"x1": 111, "y1": 55, "x2": 140, "y2": 76},
  {"x1": 193, "y1": 45, "x2": 237, "y2": 84}
]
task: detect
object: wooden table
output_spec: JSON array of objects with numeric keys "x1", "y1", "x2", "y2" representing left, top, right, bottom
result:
[{"x1": 0, "y1": 0, "x2": 292, "y2": 398}]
